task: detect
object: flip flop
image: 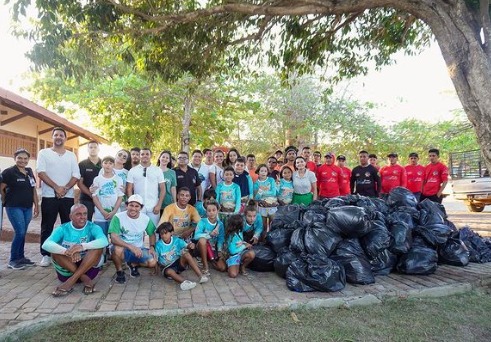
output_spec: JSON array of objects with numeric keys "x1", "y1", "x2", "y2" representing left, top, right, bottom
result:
[
  {"x1": 52, "y1": 287, "x2": 73, "y2": 297},
  {"x1": 240, "y1": 269, "x2": 249, "y2": 276},
  {"x1": 83, "y1": 284, "x2": 95, "y2": 295}
]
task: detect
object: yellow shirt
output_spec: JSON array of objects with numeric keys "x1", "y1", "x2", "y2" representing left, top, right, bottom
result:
[{"x1": 158, "y1": 203, "x2": 200, "y2": 238}]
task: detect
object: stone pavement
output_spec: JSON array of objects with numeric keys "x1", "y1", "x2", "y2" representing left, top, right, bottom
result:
[{"x1": 0, "y1": 242, "x2": 490, "y2": 339}]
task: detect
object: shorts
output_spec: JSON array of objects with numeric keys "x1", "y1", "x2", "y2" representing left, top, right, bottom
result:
[
  {"x1": 123, "y1": 247, "x2": 153, "y2": 264},
  {"x1": 258, "y1": 206, "x2": 277, "y2": 218},
  {"x1": 54, "y1": 259, "x2": 101, "y2": 282},
  {"x1": 226, "y1": 250, "x2": 247, "y2": 267},
  {"x1": 161, "y1": 259, "x2": 186, "y2": 274},
  {"x1": 292, "y1": 192, "x2": 313, "y2": 206}
]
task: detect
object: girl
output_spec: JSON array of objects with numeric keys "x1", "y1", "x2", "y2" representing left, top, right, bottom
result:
[
  {"x1": 225, "y1": 148, "x2": 240, "y2": 167},
  {"x1": 215, "y1": 166, "x2": 241, "y2": 227},
  {"x1": 242, "y1": 200, "x2": 263, "y2": 245},
  {"x1": 253, "y1": 164, "x2": 278, "y2": 234},
  {"x1": 225, "y1": 214, "x2": 255, "y2": 278},
  {"x1": 209, "y1": 149, "x2": 225, "y2": 189},
  {"x1": 193, "y1": 200, "x2": 227, "y2": 275},
  {"x1": 277, "y1": 166, "x2": 294, "y2": 206},
  {"x1": 157, "y1": 150, "x2": 177, "y2": 215},
  {"x1": 292, "y1": 156, "x2": 318, "y2": 205},
  {"x1": 196, "y1": 188, "x2": 217, "y2": 218}
]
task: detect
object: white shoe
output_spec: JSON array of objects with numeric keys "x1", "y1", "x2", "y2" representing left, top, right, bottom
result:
[
  {"x1": 39, "y1": 256, "x2": 52, "y2": 267},
  {"x1": 180, "y1": 280, "x2": 197, "y2": 291},
  {"x1": 199, "y1": 275, "x2": 209, "y2": 284}
]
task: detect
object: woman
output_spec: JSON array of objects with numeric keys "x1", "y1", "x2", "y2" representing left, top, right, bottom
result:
[
  {"x1": 209, "y1": 149, "x2": 225, "y2": 189},
  {"x1": 292, "y1": 156, "x2": 317, "y2": 205},
  {"x1": 225, "y1": 148, "x2": 240, "y2": 167},
  {"x1": 157, "y1": 150, "x2": 177, "y2": 215},
  {"x1": 0, "y1": 148, "x2": 39, "y2": 269}
]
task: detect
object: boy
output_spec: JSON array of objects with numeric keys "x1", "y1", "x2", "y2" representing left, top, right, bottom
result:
[
  {"x1": 195, "y1": 188, "x2": 217, "y2": 218},
  {"x1": 232, "y1": 157, "x2": 253, "y2": 207}
]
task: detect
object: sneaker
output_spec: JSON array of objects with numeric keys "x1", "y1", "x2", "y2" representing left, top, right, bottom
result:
[
  {"x1": 202, "y1": 269, "x2": 211, "y2": 276},
  {"x1": 8, "y1": 261, "x2": 26, "y2": 270},
  {"x1": 128, "y1": 264, "x2": 140, "y2": 278},
  {"x1": 180, "y1": 280, "x2": 197, "y2": 291},
  {"x1": 199, "y1": 275, "x2": 209, "y2": 284},
  {"x1": 115, "y1": 271, "x2": 126, "y2": 284},
  {"x1": 39, "y1": 256, "x2": 52, "y2": 267},
  {"x1": 19, "y1": 258, "x2": 35, "y2": 267}
]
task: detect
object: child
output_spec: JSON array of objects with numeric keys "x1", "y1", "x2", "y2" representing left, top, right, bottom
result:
[
  {"x1": 225, "y1": 214, "x2": 256, "y2": 278},
  {"x1": 253, "y1": 164, "x2": 278, "y2": 234},
  {"x1": 155, "y1": 222, "x2": 208, "y2": 291},
  {"x1": 193, "y1": 200, "x2": 227, "y2": 275},
  {"x1": 277, "y1": 166, "x2": 294, "y2": 206},
  {"x1": 242, "y1": 200, "x2": 263, "y2": 244},
  {"x1": 232, "y1": 157, "x2": 253, "y2": 210},
  {"x1": 195, "y1": 188, "x2": 217, "y2": 218},
  {"x1": 215, "y1": 166, "x2": 241, "y2": 227},
  {"x1": 92, "y1": 156, "x2": 124, "y2": 236}
]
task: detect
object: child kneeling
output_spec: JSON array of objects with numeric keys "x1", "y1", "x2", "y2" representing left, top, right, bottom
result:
[
  {"x1": 225, "y1": 214, "x2": 256, "y2": 278},
  {"x1": 155, "y1": 222, "x2": 208, "y2": 290}
]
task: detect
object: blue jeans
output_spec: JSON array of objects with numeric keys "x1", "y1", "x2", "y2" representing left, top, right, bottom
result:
[{"x1": 6, "y1": 207, "x2": 33, "y2": 262}]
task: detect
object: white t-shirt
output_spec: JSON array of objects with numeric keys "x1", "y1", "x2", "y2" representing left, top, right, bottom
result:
[
  {"x1": 36, "y1": 148, "x2": 81, "y2": 198},
  {"x1": 92, "y1": 174, "x2": 124, "y2": 221},
  {"x1": 293, "y1": 170, "x2": 317, "y2": 194},
  {"x1": 108, "y1": 211, "x2": 155, "y2": 248},
  {"x1": 209, "y1": 164, "x2": 224, "y2": 187},
  {"x1": 190, "y1": 162, "x2": 211, "y2": 194},
  {"x1": 127, "y1": 164, "x2": 164, "y2": 208}
]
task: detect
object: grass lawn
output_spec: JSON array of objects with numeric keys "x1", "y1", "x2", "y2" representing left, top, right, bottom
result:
[{"x1": 19, "y1": 290, "x2": 491, "y2": 342}]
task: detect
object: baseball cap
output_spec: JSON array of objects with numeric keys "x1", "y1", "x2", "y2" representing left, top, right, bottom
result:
[
  {"x1": 324, "y1": 152, "x2": 334, "y2": 158},
  {"x1": 14, "y1": 148, "x2": 31, "y2": 158},
  {"x1": 409, "y1": 152, "x2": 419, "y2": 158},
  {"x1": 336, "y1": 155, "x2": 346, "y2": 161},
  {"x1": 387, "y1": 152, "x2": 398, "y2": 158},
  {"x1": 127, "y1": 194, "x2": 144, "y2": 206}
]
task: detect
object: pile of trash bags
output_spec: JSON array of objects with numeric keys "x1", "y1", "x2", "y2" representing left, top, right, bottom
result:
[{"x1": 246, "y1": 187, "x2": 491, "y2": 293}]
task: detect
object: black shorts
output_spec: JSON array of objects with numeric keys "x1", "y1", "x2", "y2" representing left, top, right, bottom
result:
[{"x1": 161, "y1": 259, "x2": 185, "y2": 275}]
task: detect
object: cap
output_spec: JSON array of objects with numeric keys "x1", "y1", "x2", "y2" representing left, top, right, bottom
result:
[
  {"x1": 127, "y1": 194, "x2": 144, "y2": 206},
  {"x1": 324, "y1": 152, "x2": 334, "y2": 158},
  {"x1": 387, "y1": 152, "x2": 398, "y2": 158},
  {"x1": 409, "y1": 152, "x2": 419, "y2": 158},
  {"x1": 336, "y1": 155, "x2": 346, "y2": 161},
  {"x1": 14, "y1": 148, "x2": 30, "y2": 158}
]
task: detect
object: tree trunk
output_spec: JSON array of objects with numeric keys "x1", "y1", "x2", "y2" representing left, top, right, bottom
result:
[{"x1": 181, "y1": 94, "x2": 194, "y2": 153}]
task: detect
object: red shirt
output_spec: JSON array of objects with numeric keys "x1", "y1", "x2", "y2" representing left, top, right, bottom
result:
[
  {"x1": 380, "y1": 164, "x2": 407, "y2": 194},
  {"x1": 423, "y1": 162, "x2": 449, "y2": 196},
  {"x1": 338, "y1": 166, "x2": 352, "y2": 196},
  {"x1": 306, "y1": 161, "x2": 317, "y2": 173},
  {"x1": 405, "y1": 164, "x2": 425, "y2": 193},
  {"x1": 316, "y1": 164, "x2": 342, "y2": 198}
]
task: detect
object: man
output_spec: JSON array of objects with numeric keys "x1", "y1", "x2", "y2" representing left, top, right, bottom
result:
[
  {"x1": 369, "y1": 153, "x2": 380, "y2": 170},
  {"x1": 313, "y1": 151, "x2": 322, "y2": 168},
  {"x1": 174, "y1": 151, "x2": 202, "y2": 205},
  {"x1": 37, "y1": 127, "x2": 81, "y2": 267},
  {"x1": 109, "y1": 194, "x2": 157, "y2": 284},
  {"x1": 350, "y1": 150, "x2": 381, "y2": 197},
  {"x1": 78, "y1": 141, "x2": 101, "y2": 220},
  {"x1": 336, "y1": 155, "x2": 352, "y2": 196},
  {"x1": 302, "y1": 146, "x2": 317, "y2": 172},
  {"x1": 274, "y1": 150, "x2": 283, "y2": 162},
  {"x1": 130, "y1": 147, "x2": 141, "y2": 168},
  {"x1": 380, "y1": 152, "x2": 407, "y2": 196},
  {"x1": 316, "y1": 152, "x2": 343, "y2": 199},
  {"x1": 267, "y1": 156, "x2": 280, "y2": 180},
  {"x1": 159, "y1": 187, "x2": 201, "y2": 239},
  {"x1": 42, "y1": 204, "x2": 108, "y2": 297},
  {"x1": 283, "y1": 146, "x2": 297, "y2": 170},
  {"x1": 246, "y1": 154, "x2": 259, "y2": 182},
  {"x1": 405, "y1": 152, "x2": 425, "y2": 201},
  {"x1": 189, "y1": 149, "x2": 210, "y2": 199},
  {"x1": 421, "y1": 148, "x2": 449, "y2": 204},
  {"x1": 126, "y1": 148, "x2": 165, "y2": 226}
]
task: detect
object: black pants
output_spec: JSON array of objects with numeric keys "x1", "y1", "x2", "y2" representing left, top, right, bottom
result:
[
  {"x1": 80, "y1": 199, "x2": 95, "y2": 221},
  {"x1": 40, "y1": 197, "x2": 74, "y2": 255}
]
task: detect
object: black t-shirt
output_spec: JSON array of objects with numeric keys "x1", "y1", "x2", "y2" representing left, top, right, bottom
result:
[
  {"x1": 350, "y1": 164, "x2": 381, "y2": 197},
  {"x1": 173, "y1": 167, "x2": 202, "y2": 205},
  {"x1": 79, "y1": 158, "x2": 102, "y2": 201},
  {"x1": 1, "y1": 166, "x2": 36, "y2": 207}
]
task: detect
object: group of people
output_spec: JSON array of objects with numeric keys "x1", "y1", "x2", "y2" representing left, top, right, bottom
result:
[{"x1": 0, "y1": 126, "x2": 449, "y2": 297}]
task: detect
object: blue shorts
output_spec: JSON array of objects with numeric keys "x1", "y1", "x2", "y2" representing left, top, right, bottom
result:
[
  {"x1": 226, "y1": 250, "x2": 247, "y2": 267},
  {"x1": 123, "y1": 247, "x2": 153, "y2": 264}
]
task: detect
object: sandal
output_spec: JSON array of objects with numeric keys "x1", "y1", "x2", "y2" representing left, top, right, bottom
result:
[
  {"x1": 202, "y1": 269, "x2": 210, "y2": 276},
  {"x1": 240, "y1": 268, "x2": 249, "y2": 276},
  {"x1": 83, "y1": 284, "x2": 95, "y2": 295},
  {"x1": 52, "y1": 287, "x2": 73, "y2": 297}
]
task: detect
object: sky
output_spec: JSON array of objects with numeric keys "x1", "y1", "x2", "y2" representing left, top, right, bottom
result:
[{"x1": 0, "y1": 3, "x2": 462, "y2": 127}]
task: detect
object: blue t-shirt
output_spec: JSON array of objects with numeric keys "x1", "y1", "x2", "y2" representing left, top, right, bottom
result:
[
  {"x1": 254, "y1": 177, "x2": 278, "y2": 201},
  {"x1": 194, "y1": 218, "x2": 225, "y2": 251},
  {"x1": 226, "y1": 232, "x2": 246, "y2": 256},
  {"x1": 277, "y1": 179, "x2": 294, "y2": 204},
  {"x1": 215, "y1": 182, "x2": 241, "y2": 213},
  {"x1": 243, "y1": 215, "x2": 263, "y2": 238},
  {"x1": 155, "y1": 236, "x2": 187, "y2": 267}
]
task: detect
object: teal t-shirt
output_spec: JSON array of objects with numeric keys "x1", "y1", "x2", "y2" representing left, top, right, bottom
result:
[{"x1": 161, "y1": 168, "x2": 177, "y2": 208}]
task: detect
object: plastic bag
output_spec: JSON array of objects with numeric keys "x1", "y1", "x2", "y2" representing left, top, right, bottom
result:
[
  {"x1": 387, "y1": 186, "x2": 418, "y2": 208},
  {"x1": 247, "y1": 245, "x2": 276, "y2": 272},
  {"x1": 290, "y1": 227, "x2": 306, "y2": 254},
  {"x1": 303, "y1": 223, "x2": 342, "y2": 257},
  {"x1": 326, "y1": 206, "x2": 370, "y2": 238},
  {"x1": 286, "y1": 258, "x2": 315, "y2": 292},
  {"x1": 438, "y1": 234, "x2": 470, "y2": 266},
  {"x1": 388, "y1": 207, "x2": 418, "y2": 230},
  {"x1": 275, "y1": 204, "x2": 304, "y2": 222},
  {"x1": 266, "y1": 227, "x2": 296, "y2": 253},
  {"x1": 369, "y1": 249, "x2": 398, "y2": 276},
  {"x1": 389, "y1": 221, "x2": 412, "y2": 255},
  {"x1": 414, "y1": 223, "x2": 452, "y2": 247},
  {"x1": 274, "y1": 250, "x2": 299, "y2": 279},
  {"x1": 396, "y1": 245, "x2": 438, "y2": 275},
  {"x1": 360, "y1": 220, "x2": 391, "y2": 258},
  {"x1": 324, "y1": 197, "x2": 347, "y2": 208},
  {"x1": 370, "y1": 198, "x2": 390, "y2": 215},
  {"x1": 459, "y1": 227, "x2": 491, "y2": 263},
  {"x1": 331, "y1": 239, "x2": 375, "y2": 285},
  {"x1": 418, "y1": 199, "x2": 447, "y2": 219},
  {"x1": 303, "y1": 210, "x2": 327, "y2": 224}
]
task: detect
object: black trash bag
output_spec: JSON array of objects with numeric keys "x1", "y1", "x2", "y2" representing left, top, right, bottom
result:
[
  {"x1": 290, "y1": 227, "x2": 306, "y2": 254},
  {"x1": 308, "y1": 200, "x2": 324, "y2": 207},
  {"x1": 438, "y1": 234, "x2": 470, "y2": 266},
  {"x1": 360, "y1": 220, "x2": 391, "y2": 259},
  {"x1": 388, "y1": 207, "x2": 419, "y2": 230},
  {"x1": 418, "y1": 199, "x2": 448, "y2": 218},
  {"x1": 266, "y1": 227, "x2": 296, "y2": 253},
  {"x1": 270, "y1": 218, "x2": 287, "y2": 231},
  {"x1": 370, "y1": 198, "x2": 390, "y2": 215},
  {"x1": 324, "y1": 197, "x2": 347, "y2": 208},
  {"x1": 414, "y1": 223, "x2": 452, "y2": 247},
  {"x1": 459, "y1": 227, "x2": 491, "y2": 263},
  {"x1": 274, "y1": 250, "x2": 299, "y2": 278},
  {"x1": 331, "y1": 239, "x2": 375, "y2": 285},
  {"x1": 304, "y1": 223, "x2": 342, "y2": 257},
  {"x1": 303, "y1": 210, "x2": 327, "y2": 224},
  {"x1": 344, "y1": 194, "x2": 362, "y2": 205},
  {"x1": 247, "y1": 245, "x2": 276, "y2": 272},
  {"x1": 326, "y1": 206, "x2": 370, "y2": 238},
  {"x1": 444, "y1": 219, "x2": 458, "y2": 231},
  {"x1": 396, "y1": 245, "x2": 438, "y2": 275},
  {"x1": 387, "y1": 186, "x2": 418, "y2": 208},
  {"x1": 276, "y1": 204, "x2": 304, "y2": 223},
  {"x1": 286, "y1": 254, "x2": 346, "y2": 292},
  {"x1": 355, "y1": 196, "x2": 377, "y2": 210},
  {"x1": 369, "y1": 249, "x2": 398, "y2": 276},
  {"x1": 389, "y1": 221, "x2": 412, "y2": 255}
]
